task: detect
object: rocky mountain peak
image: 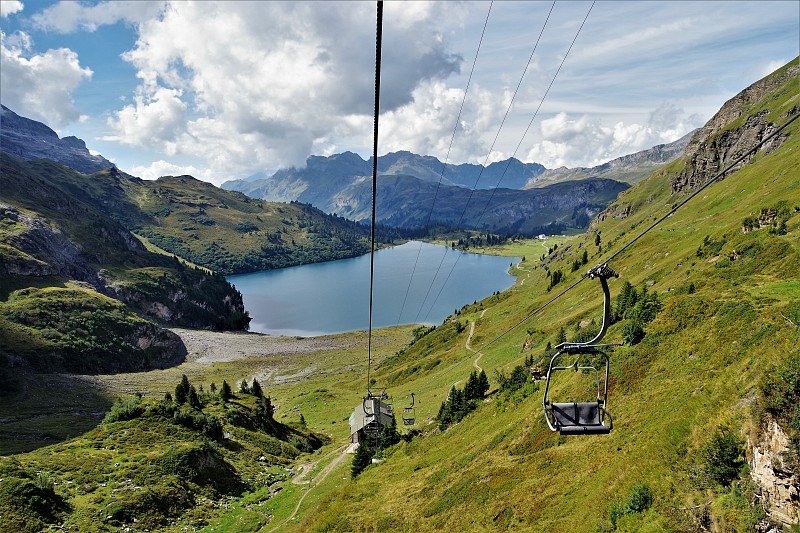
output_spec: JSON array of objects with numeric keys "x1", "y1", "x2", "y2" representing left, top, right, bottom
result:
[{"x1": 0, "y1": 104, "x2": 115, "y2": 174}]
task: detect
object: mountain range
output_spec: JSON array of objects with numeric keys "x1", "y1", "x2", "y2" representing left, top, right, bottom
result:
[
  {"x1": 528, "y1": 129, "x2": 694, "y2": 187},
  {"x1": 221, "y1": 138, "x2": 693, "y2": 233}
]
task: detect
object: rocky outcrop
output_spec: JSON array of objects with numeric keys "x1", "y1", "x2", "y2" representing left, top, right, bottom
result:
[
  {"x1": 0, "y1": 203, "x2": 93, "y2": 278},
  {"x1": 0, "y1": 105, "x2": 115, "y2": 174},
  {"x1": 671, "y1": 63, "x2": 799, "y2": 194},
  {"x1": 749, "y1": 418, "x2": 799, "y2": 529}
]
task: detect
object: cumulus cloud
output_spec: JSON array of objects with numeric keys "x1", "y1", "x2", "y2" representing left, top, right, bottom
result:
[
  {"x1": 1, "y1": 1, "x2": 24, "y2": 18},
  {"x1": 31, "y1": 1, "x2": 165, "y2": 33},
  {"x1": 103, "y1": 86, "x2": 187, "y2": 149},
  {"x1": 131, "y1": 159, "x2": 205, "y2": 180},
  {"x1": 380, "y1": 80, "x2": 508, "y2": 164},
  {"x1": 525, "y1": 104, "x2": 704, "y2": 168},
  {"x1": 0, "y1": 30, "x2": 92, "y2": 128},
  {"x1": 102, "y1": 1, "x2": 465, "y2": 184}
]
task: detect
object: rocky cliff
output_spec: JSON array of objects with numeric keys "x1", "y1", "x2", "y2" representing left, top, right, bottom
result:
[
  {"x1": 0, "y1": 105, "x2": 115, "y2": 174},
  {"x1": 749, "y1": 418, "x2": 799, "y2": 529},
  {"x1": 672, "y1": 62, "x2": 799, "y2": 193}
]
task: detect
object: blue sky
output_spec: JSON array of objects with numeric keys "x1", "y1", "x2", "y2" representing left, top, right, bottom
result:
[{"x1": 1, "y1": 1, "x2": 798, "y2": 185}]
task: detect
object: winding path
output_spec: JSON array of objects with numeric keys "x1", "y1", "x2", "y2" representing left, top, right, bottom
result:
[
  {"x1": 267, "y1": 443, "x2": 350, "y2": 532},
  {"x1": 465, "y1": 309, "x2": 488, "y2": 374}
]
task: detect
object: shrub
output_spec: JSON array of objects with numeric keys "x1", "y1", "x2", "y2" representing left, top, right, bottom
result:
[
  {"x1": 622, "y1": 319, "x2": 646, "y2": 345},
  {"x1": 625, "y1": 483, "x2": 652, "y2": 513},
  {"x1": 700, "y1": 425, "x2": 745, "y2": 486},
  {"x1": 102, "y1": 395, "x2": 144, "y2": 424},
  {"x1": 607, "y1": 483, "x2": 653, "y2": 529},
  {"x1": 760, "y1": 351, "x2": 800, "y2": 429}
]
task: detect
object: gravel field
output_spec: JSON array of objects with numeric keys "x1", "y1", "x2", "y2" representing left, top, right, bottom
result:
[{"x1": 172, "y1": 328, "x2": 359, "y2": 364}]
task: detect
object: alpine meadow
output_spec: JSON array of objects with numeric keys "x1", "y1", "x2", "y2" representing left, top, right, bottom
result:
[{"x1": 0, "y1": 2, "x2": 799, "y2": 533}]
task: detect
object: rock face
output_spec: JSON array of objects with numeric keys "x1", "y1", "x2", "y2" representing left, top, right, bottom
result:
[
  {"x1": 0, "y1": 105, "x2": 115, "y2": 174},
  {"x1": 749, "y1": 418, "x2": 799, "y2": 528},
  {"x1": 671, "y1": 63, "x2": 799, "y2": 194}
]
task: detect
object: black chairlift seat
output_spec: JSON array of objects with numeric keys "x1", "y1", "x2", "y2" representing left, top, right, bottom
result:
[
  {"x1": 541, "y1": 263, "x2": 618, "y2": 435},
  {"x1": 550, "y1": 401, "x2": 611, "y2": 435}
]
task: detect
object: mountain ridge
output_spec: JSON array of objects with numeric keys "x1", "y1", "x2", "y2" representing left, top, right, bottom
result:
[
  {"x1": 0, "y1": 104, "x2": 116, "y2": 174},
  {"x1": 222, "y1": 140, "x2": 691, "y2": 232}
]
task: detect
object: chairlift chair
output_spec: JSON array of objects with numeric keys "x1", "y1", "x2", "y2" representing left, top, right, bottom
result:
[
  {"x1": 362, "y1": 389, "x2": 393, "y2": 435},
  {"x1": 402, "y1": 392, "x2": 416, "y2": 425},
  {"x1": 542, "y1": 264, "x2": 618, "y2": 435}
]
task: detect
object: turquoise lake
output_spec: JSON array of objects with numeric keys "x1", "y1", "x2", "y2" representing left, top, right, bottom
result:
[{"x1": 227, "y1": 241, "x2": 520, "y2": 336}]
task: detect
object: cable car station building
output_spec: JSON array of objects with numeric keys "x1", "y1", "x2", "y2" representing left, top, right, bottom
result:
[{"x1": 349, "y1": 396, "x2": 394, "y2": 443}]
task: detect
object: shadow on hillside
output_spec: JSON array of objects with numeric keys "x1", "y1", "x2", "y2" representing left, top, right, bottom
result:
[{"x1": 0, "y1": 372, "x2": 114, "y2": 455}]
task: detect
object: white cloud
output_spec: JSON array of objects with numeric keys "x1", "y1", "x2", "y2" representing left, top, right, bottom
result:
[
  {"x1": 525, "y1": 104, "x2": 704, "y2": 168},
  {"x1": 102, "y1": 1, "x2": 464, "y2": 184},
  {"x1": 0, "y1": 30, "x2": 92, "y2": 128},
  {"x1": 380, "y1": 80, "x2": 509, "y2": 165},
  {"x1": 31, "y1": 1, "x2": 165, "y2": 33},
  {"x1": 1, "y1": 1, "x2": 23, "y2": 18},
  {"x1": 130, "y1": 159, "x2": 205, "y2": 180},
  {"x1": 103, "y1": 86, "x2": 187, "y2": 149}
]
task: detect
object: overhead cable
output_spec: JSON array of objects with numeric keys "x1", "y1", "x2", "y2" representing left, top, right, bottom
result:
[
  {"x1": 414, "y1": 0, "x2": 560, "y2": 323},
  {"x1": 396, "y1": 1, "x2": 495, "y2": 325},
  {"x1": 421, "y1": 0, "x2": 594, "y2": 322},
  {"x1": 367, "y1": 0, "x2": 384, "y2": 391}
]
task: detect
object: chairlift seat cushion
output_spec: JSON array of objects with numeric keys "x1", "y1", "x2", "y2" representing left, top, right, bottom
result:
[{"x1": 552, "y1": 402, "x2": 610, "y2": 434}]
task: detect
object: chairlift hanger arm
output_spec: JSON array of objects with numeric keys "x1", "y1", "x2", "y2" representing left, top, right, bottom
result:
[{"x1": 555, "y1": 263, "x2": 618, "y2": 351}]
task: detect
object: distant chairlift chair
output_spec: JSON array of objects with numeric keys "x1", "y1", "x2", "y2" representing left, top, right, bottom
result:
[
  {"x1": 402, "y1": 393, "x2": 415, "y2": 426},
  {"x1": 542, "y1": 264, "x2": 618, "y2": 435}
]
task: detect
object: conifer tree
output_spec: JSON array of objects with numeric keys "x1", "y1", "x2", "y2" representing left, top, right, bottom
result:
[
  {"x1": 556, "y1": 327, "x2": 567, "y2": 346},
  {"x1": 477, "y1": 369, "x2": 490, "y2": 398},
  {"x1": 188, "y1": 385, "x2": 201, "y2": 409},
  {"x1": 464, "y1": 370, "x2": 479, "y2": 400},
  {"x1": 254, "y1": 397, "x2": 274, "y2": 429},
  {"x1": 383, "y1": 414, "x2": 401, "y2": 447},
  {"x1": 220, "y1": 380, "x2": 232, "y2": 402},
  {"x1": 251, "y1": 378, "x2": 263, "y2": 398},
  {"x1": 175, "y1": 374, "x2": 190, "y2": 405},
  {"x1": 351, "y1": 440, "x2": 374, "y2": 479}
]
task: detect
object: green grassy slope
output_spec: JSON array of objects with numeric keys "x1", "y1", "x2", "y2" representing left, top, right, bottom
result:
[
  {"x1": 0, "y1": 155, "x2": 250, "y2": 331},
  {"x1": 293, "y1": 61, "x2": 800, "y2": 532},
  {"x1": 128, "y1": 174, "x2": 381, "y2": 275},
  {"x1": 1, "y1": 156, "x2": 383, "y2": 277},
  {"x1": 0, "y1": 380, "x2": 329, "y2": 533}
]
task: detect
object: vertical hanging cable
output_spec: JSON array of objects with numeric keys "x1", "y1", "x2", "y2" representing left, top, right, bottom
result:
[{"x1": 367, "y1": 0, "x2": 384, "y2": 392}]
